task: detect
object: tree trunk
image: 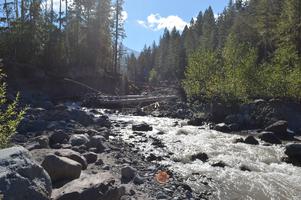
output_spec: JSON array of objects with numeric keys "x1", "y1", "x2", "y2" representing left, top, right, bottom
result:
[
  {"x1": 114, "y1": 0, "x2": 119, "y2": 75},
  {"x1": 59, "y1": 0, "x2": 62, "y2": 30}
]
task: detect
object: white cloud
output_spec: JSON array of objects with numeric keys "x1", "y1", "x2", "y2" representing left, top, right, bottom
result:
[{"x1": 137, "y1": 13, "x2": 188, "y2": 31}]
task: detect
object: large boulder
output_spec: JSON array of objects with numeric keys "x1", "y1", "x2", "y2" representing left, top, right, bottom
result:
[
  {"x1": 69, "y1": 134, "x2": 90, "y2": 146},
  {"x1": 258, "y1": 132, "x2": 282, "y2": 144},
  {"x1": 0, "y1": 146, "x2": 52, "y2": 200},
  {"x1": 41, "y1": 155, "x2": 82, "y2": 183},
  {"x1": 52, "y1": 172, "x2": 125, "y2": 200},
  {"x1": 132, "y1": 123, "x2": 153, "y2": 132},
  {"x1": 244, "y1": 136, "x2": 259, "y2": 145},
  {"x1": 284, "y1": 144, "x2": 301, "y2": 165},
  {"x1": 214, "y1": 123, "x2": 231, "y2": 133},
  {"x1": 54, "y1": 149, "x2": 87, "y2": 170},
  {"x1": 265, "y1": 120, "x2": 288, "y2": 138}
]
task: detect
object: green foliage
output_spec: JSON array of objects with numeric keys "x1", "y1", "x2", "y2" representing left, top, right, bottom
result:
[
  {"x1": 0, "y1": 67, "x2": 26, "y2": 149},
  {"x1": 182, "y1": 49, "x2": 220, "y2": 99},
  {"x1": 148, "y1": 69, "x2": 158, "y2": 84}
]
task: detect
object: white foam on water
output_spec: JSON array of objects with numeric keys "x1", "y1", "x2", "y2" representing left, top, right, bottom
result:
[{"x1": 89, "y1": 109, "x2": 301, "y2": 200}]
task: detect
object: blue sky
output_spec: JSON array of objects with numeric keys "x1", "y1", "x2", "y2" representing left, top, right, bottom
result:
[{"x1": 123, "y1": 0, "x2": 230, "y2": 51}]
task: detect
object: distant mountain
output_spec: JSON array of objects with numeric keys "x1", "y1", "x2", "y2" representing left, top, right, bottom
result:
[{"x1": 124, "y1": 46, "x2": 140, "y2": 58}]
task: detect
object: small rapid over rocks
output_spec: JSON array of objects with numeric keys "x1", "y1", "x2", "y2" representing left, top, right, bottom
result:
[{"x1": 88, "y1": 108, "x2": 301, "y2": 200}]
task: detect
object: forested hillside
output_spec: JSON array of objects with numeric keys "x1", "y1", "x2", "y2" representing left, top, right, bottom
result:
[
  {"x1": 0, "y1": 0, "x2": 125, "y2": 78},
  {"x1": 127, "y1": 0, "x2": 301, "y2": 101}
]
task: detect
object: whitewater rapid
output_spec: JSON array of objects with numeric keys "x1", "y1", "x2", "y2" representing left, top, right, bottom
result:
[{"x1": 88, "y1": 107, "x2": 301, "y2": 200}]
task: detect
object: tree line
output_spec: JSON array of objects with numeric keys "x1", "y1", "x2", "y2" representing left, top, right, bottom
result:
[
  {"x1": 127, "y1": 0, "x2": 301, "y2": 101},
  {"x1": 0, "y1": 0, "x2": 125, "y2": 78}
]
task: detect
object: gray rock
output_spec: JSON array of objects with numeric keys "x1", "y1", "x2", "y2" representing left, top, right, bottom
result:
[
  {"x1": 37, "y1": 135, "x2": 50, "y2": 148},
  {"x1": 69, "y1": 134, "x2": 89, "y2": 146},
  {"x1": 214, "y1": 123, "x2": 231, "y2": 133},
  {"x1": 0, "y1": 146, "x2": 52, "y2": 200},
  {"x1": 191, "y1": 152, "x2": 208, "y2": 162},
  {"x1": 265, "y1": 120, "x2": 288, "y2": 137},
  {"x1": 50, "y1": 130, "x2": 69, "y2": 145},
  {"x1": 87, "y1": 135, "x2": 106, "y2": 152},
  {"x1": 121, "y1": 166, "x2": 137, "y2": 181},
  {"x1": 133, "y1": 175, "x2": 144, "y2": 185},
  {"x1": 244, "y1": 136, "x2": 259, "y2": 145},
  {"x1": 285, "y1": 144, "x2": 301, "y2": 164},
  {"x1": 42, "y1": 155, "x2": 82, "y2": 182},
  {"x1": 54, "y1": 149, "x2": 88, "y2": 170},
  {"x1": 132, "y1": 123, "x2": 153, "y2": 132},
  {"x1": 18, "y1": 119, "x2": 47, "y2": 134},
  {"x1": 187, "y1": 117, "x2": 204, "y2": 126},
  {"x1": 258, "y1": 132, "x2": 282, "y2": 144},
  {"x1": 83, "y1": 152, "x2": 98, "y2": 164},
  {"x1": 52, "y1": 172, "x2": 125, "y2": 200}
]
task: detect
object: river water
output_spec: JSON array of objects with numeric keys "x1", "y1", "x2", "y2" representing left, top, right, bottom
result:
[{"x1": 87, "y1": 107, "x2": 301, "y2": 200}]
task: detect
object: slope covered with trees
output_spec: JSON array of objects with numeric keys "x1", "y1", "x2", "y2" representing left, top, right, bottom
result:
[
  {"x1": 127, "y1": 0, "x2": 301, "y2": 101},
  {"x1": 0, "y1": 0, "x2": 125, "y2": 78}
]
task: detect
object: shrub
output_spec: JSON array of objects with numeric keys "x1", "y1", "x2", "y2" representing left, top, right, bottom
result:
[{"x1": 0, "y1": 64, "x2": 26, "y2": 149}]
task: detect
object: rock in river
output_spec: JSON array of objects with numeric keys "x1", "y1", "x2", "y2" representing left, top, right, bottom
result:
[
  {"x1": 244, "y1": 136, "x2": 259, "y2": 145},
  {"x1": 285, "y1": 144, "x2": 301, "y2": 165},
  {"x1": 258, "y1": 132, "x2": 282, "y2": 144},
  {"x1": 265, "y1": 120, "x2": 289, "y2": 139},
  {"x1": 132, "y1": 123, "x2": 153, "y2": 132},
  {"x1": 0, "y1": 146, "x2": 52, "y2": 200}
]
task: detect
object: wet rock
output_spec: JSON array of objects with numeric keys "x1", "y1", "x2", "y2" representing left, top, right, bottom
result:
[
  {"x1": 121, "y1": 166, "x2": 137, "y2": 182},
  {"x1": 0, "y1": 146, "x2": 52, "y2": 200},
  {"x1": 258, "y1": 132, "x2": 282, "y2": 144},
  {"x1": 211, "y1": 161, "x2": 227, "y2": 168},
  {"x1": 132, "y1": 123, "x2": 153, "y2": 132},
  {"x1": 41, "y1": 155, "x2": 82, "y2": 182},
  {"x1": 83, "y1": 152, "x2": 98, "y2": 164},
  {"x1": 69, "y1": 134, "x2": 89, "y2": 146},
  {"x1": 228, "y1": 123, "x2": 240, "y2": 132},
  {"x1": 240, "y1": 165, "x2": 251, "y2": 171},
  {"x1": 187, "y1": 117, "x2": 204, "y2": 126},
  {"x1": 133, "y1": 175, "x2": 144, "y2": 185},
  {"x1": 54, "y1": 149, "x2": 87, "y2": 170},
  {"x1": 191, "y1": 152, "x2": 208, "y2": 162},
  {"x1": 146, "y1": 153, "x2": 162, "y2": 162},
  {"x1": 265, "y1": 120, "x2": 288, "y2": 137},
  {"x1": 284, "y1": 144, "x2": 301, "y2": 165},
  {"x1": 233, "y1": 138, "x2": 244, "y2": 143},
  {"x1": 210, "y1": 102, "x2": 229, "y2": 123},
  {"x1": 244, "y1": 136, "x2": 259, "y2": 145},
  {"x1": 50, "y1": 130, "x2": 69, "y2": 145},
  {"x1": 52, "y1": 172, "x2": 125, "y2": 200},
  {"x1": 214, "y1": 123, "x2": 231, "y2": 133}
]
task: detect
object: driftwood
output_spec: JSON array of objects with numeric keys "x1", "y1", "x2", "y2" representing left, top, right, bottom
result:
[{"x1": 83, "y1": 95, "x2": 177, "y2": 108}]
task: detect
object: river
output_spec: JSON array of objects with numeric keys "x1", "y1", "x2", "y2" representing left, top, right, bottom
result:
[{"x1": 86, "y1": 107, "x2": 301, "y2": 200}]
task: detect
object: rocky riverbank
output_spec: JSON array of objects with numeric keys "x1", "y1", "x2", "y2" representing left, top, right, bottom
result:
[{"x1": 0, "y1": 102, "x2": 210, "y2": 200}]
